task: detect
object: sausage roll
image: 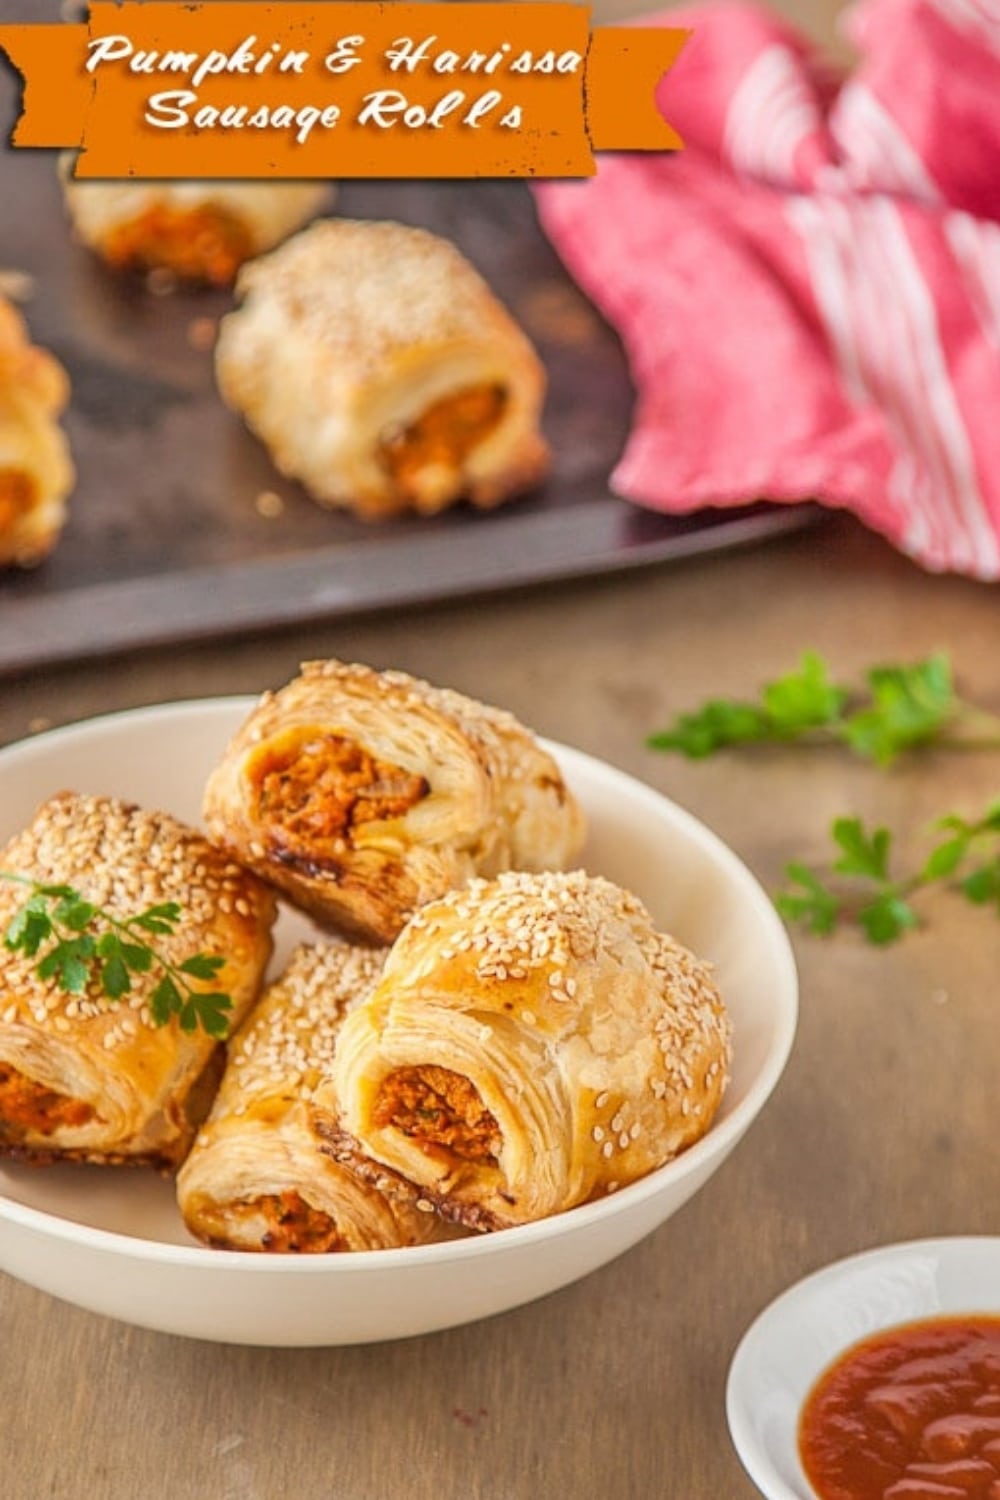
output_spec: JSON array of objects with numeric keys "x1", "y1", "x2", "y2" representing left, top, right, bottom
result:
[
  {"x1": 326, "y1": 870, "x2": 732, "y2": 1231},
  {"x1": 61, "y1": 172, "x2": 331, "y2": 287},
  {"x1": 203, "y1": 659, "x2": 585, "y2": 944},
  {"x1": 0, "y1": 792, "x2": 276, "y2": 1168},
  {"x1": 0, "y1": 297, "x2": 74, "y2": 567},
  {"x1": 214, "y1": 218, "x2": 550, "y2": 517},
  {"x1": 177, "y1": 941, "x2": 448, "y2": 1252}
]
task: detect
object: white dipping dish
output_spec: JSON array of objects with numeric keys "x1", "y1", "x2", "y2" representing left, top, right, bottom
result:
[
  {"x1": 727, "y1": 1237, "x2": 1000, "y2": 1500},
  {"x1": 0, "y1": 699, "x2": 797, "y2": 1346}
]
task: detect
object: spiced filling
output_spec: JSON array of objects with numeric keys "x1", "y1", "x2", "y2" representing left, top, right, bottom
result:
[
  {"x1": 0, "y1": 1062, "x2": 94, "y2": 1136},
  {"x1": 381, "y1": 384, "x2": 508, "y2": 490},
  {"x1": 374, "y1": 1065, "x2": 502, "y2": 1166},
  {"x1": 0, "y1": 469, "x2": 36, "y2": 534},
  {"x1": 101, "y1": 204, "x2": 253, "y2": 286},
  {"x1": 254, "y1": 733, "x2": 429, "y2": 862},
  {"x1": 253, "y1": 1190, "x2": 343, "y2": 1253}
]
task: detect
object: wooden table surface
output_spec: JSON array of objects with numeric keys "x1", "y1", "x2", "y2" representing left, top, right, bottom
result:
[{"x1": 4, "y1": 1, "x2": 998, "y2": 1497}]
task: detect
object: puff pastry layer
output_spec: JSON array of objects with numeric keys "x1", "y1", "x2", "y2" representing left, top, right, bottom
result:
[
  {"x1": 177, "y1": 941, "x2": 449, "y2": 1251},
  {"x1": 0, "y1": 793, "x2": 276, "y2": 1168},
  {"x1": 328, "y1": 870, "x2": 732, "y2": 1230},
  {"x1": 214, "y1": 218, "x2": 550, "y2": 516},
  {"x1": 62, "y1": 173, "x2": 330, "y2": 286},
  {"x1": 203, "y1": 660, "x2": 585, "y2": 943},
  {"x1": 0, "y1": 297, "x2": 74, "y2": 567}
]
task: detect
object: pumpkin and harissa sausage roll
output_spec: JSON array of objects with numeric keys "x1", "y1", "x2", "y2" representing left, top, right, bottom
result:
[
  {"x1": 61, "y1": 174, "x2": 330, "y2": 287},
  {"x1": 203, "y1": 660, "x2": 585, "y2": 945},
  {"x1": 177, "y1": 941, "x2": 449, "y2": 1252},
  {"x1": 0, "y1": 297, "x2": 74, "y2": 567},
  {"x1": 214, "y1": 218, "x2": 550, "y2": 517},
  {"x1": 0, "y1": 793, "x2": 276, "y2": 1168},
  {"x1": 324, "y1": 870, "x2": 732, "y2": 1232}
]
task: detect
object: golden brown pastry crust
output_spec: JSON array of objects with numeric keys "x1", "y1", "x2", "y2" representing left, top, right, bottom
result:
[
  {"x1": 0, "y1": 793, "x2": 276, "y2": 1168},
  {"x1": 0, "y1": 297, "x2": 74, "y2": 568},
  {"x1": 61, "y1": 173, "x2": 331, "y2": 286},
  {"x1": 214, "y1": 218, "x2": 550, "y2": 517},
  {"x1": 329, "y1": 870, "x2": 732, "y2": 1231},
  {"x1": 176, "y1": 941, "x2": 449, "y2": 1252},
  {"x1": 203, "y1": 660, "x2": 586, "y2": 944}
]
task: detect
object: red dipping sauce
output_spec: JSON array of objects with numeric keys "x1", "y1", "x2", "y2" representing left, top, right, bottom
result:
[{"x1": 800, "y1": 1316, "x2": 1000, "y2": 1500}]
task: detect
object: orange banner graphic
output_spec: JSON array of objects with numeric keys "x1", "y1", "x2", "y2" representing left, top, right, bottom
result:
[{"x1": 0, "y1": 3, "x2": 687, "y2": 178}]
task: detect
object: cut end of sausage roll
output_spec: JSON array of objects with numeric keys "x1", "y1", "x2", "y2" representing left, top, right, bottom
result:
[
  {"x1": 330, "y1": 870, "x2": 733, "y2": 1231},
  {"x1": 60, "y1": 169, "x2": 331, "y2": 287},
  {"x1": 0, "y1": 792, "x2": 277, "y2": 1168},
  {"x1": 177, "y1": 941, "x2": 452, "y2": 1252},
  {"x1": 214, "y1": 218, "x2": 551, "y2": 517},
  {"x1": 0, "y1": 296, "x2": 74, "y2": 568},
  {"x1": 203, "y1": 659, "x2": 586, "y2": 944}
]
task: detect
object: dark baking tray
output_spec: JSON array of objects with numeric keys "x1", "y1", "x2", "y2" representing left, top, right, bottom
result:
[{"x1": 0, "y1": 62, "x2": 816, "y2": 678}]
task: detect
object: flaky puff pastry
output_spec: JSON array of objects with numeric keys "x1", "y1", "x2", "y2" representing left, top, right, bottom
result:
[
  {"x1": 326, "y1": 870, "x2": 732, "y2": 1232},
  {"x1": 0, "y1": 793, "x2": 276, "y2": 1169},
  {"x1": 0, "y1": 297, "x2": 74, "y2": 567},
  {"x1": 203, "y1": 660, "x2": 585, "y2": 945},
  {"x1": 214, "y1": 218, "x2": 550, "y2": 517},
  {"x1": 177, "y1": 941, "x2": 451, "y2": 1252},
  {"x1": 61, "y1": 170, "x2": 331, "y2": 287}
]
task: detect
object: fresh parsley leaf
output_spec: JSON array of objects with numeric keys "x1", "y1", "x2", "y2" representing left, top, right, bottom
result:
[
  {"x1": 775, "y1": 864, "x2": 841, "y2": 935},
  {"x1": 832, "y1": 818, "x2": 892, "y2": 881},
  {"x1": 647, "y1": 701, "x2": 768, "y2": 758},
  {"x1": 857, "y1": 893, "x2": 919, "y2": 945},
  {"x1": 961, "y1": 861, "x2": 1000, "y2": 907},
  {"x1": 762, "y1": 651, "x2": 848, "y2": 736},
  {"x1": 0, "y1": 873, "x2": 234, "y2": 1037}
]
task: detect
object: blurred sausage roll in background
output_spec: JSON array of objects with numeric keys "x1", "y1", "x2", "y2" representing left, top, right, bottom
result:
[
  {"x1": 0, "y1": 793, "x2": 276, "y2": 1168},
  {"x1": 61, "y1": 171, "x2": 331, "y2": 287},
  {"x1": 328, "y1": 870, "x2": 732, "y2": 1231},
  {"x1": 203, "y1": 660, "x2": 585, "y2": 944},
  {"x1": 214, "y1": 218, "x2": 551, "y2": 517},
  {"x1": 177, "y1": 941, "x2": 449, "y2": 1252},
  {"x1": 0, "y1": 297, "x2": 74, "y2": 568}
]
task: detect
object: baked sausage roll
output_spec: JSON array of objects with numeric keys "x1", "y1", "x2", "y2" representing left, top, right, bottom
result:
[
  {"x1": 203, "y1": 660, "x2": 585, "y2": 944},
  {"x1": 214, "y1": 218, "x2": 550, "y2": 517},
  {"x1": 0, "y1": 297, "x2": 74, "y2": 567},
  {"x1": 327, "y1": 870, "x2": 732, "y2": 1231},
  {"x1": 61, "y1": 172, "x2": 331, "y2": 287},
  {"x1": 176, "y1": 941, "x2": 448, "y2": 1252},
  {"x1": 0, "y1": 792, "x2": 276, "y2": 1168}
]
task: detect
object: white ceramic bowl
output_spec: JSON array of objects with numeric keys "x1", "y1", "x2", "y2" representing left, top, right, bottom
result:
[
  {"x1": 0, "y1": 699, "x2": 797, "y2": 1346},
  {"x1": 727, "y1": 1237, "x2": 1000, "y2": 1499}
]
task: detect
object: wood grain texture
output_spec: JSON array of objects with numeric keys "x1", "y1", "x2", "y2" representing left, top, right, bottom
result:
[{"x1": 2, "y1": 1, "x2": 983, "y2": 1496}]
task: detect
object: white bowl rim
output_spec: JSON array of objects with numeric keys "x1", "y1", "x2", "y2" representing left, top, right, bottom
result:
[
  {"x1": 726, "y1": 1234, "x2": 1000, "y2": 1500},
  {"x1": 0, "y1": 695, "x2": 798, "y2": 1275}
]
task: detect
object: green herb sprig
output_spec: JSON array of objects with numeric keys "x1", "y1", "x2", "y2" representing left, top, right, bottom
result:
[
  {"x1": 0, "y1": 873, "x2": 233, "y2": 1037},
  {"x1": 647, "y1": 651, "x2": 1000, "y2": 767},
  {"x1": 776, "y1": 802, "x2": 1000, "y2": 945}
]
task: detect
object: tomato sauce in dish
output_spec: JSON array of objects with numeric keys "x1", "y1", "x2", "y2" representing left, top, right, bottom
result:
[{"x1": 800, "y1": 1316, "x2": 1000, "y2": 1500}]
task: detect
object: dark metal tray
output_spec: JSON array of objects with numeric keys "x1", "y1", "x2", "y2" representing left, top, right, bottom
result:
[{"x1": 0, "y1": 63, "x2": 813, "y2": 678}]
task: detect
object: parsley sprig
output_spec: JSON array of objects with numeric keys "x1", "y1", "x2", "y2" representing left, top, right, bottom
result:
[
  {"x1": 647, "y1": 651, "x2": 1000, "y2": 766},
  {"x1": 776, "y1": 803, "x2": 1000, "y2": 945},
  {"x1": 0, "y1": 873, "x2": 233, "y2": 1037}
]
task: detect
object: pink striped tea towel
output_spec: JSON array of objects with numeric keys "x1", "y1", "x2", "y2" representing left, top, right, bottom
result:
[{"x1": 533, "y1": 0, "x2": 1000, "y2": 578}]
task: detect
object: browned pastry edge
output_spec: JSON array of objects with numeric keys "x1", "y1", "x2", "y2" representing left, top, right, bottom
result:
[{"x1": 314, "y1": 1118, "x2": 502, "y2": 1235}]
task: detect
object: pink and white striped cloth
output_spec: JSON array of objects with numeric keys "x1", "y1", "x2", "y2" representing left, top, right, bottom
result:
[{"x1": 533, "y1": 0, "x2": 1000, "y2": 577}]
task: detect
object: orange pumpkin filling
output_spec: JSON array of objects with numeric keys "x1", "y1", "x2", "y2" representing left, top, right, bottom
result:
[
  {"x1": 254, "y1": 734, "x2": 428, "y2": 859},
  {"x1": 375, "y1": 1065, "x2": 502, "y2": 1166},
  {"x1": 381, "y1": 384, "x2": 507, "y2": 490},
  {"x1": 254, "y1": 1190, "x2": 343, "y2": 1253},
  {"x1": 0, "y1": 469, "x2": 36, "y2": 535},
  {"x1": 0, "y1": 1062, "x2": 94, "y2": 1136},
  {"x1": 100, "y1": 204, "x2": 253, "y2": 286}
]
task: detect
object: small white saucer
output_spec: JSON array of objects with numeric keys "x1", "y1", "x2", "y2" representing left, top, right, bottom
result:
[{"x1": 726, "y1": 1237, "x2": 1000, "y2": 1499}]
